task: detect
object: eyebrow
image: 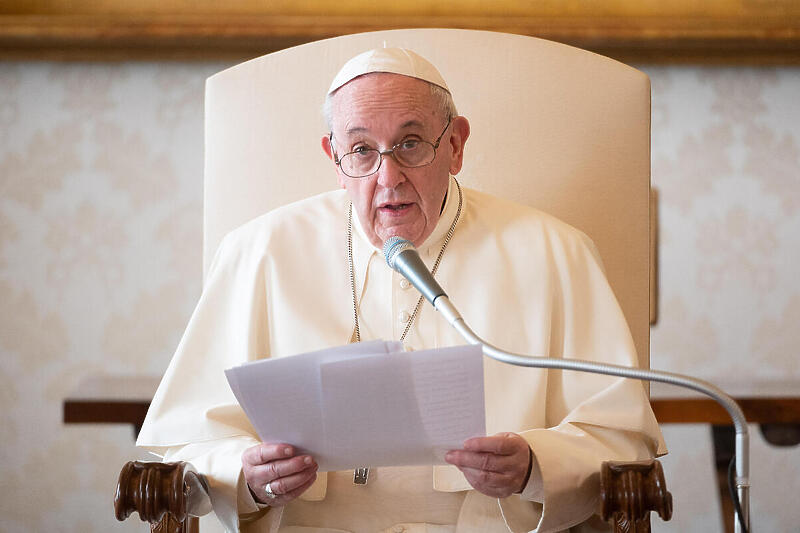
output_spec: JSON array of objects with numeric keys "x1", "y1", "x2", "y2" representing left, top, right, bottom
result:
[
  {"x1": 400, "y1": 120, "x2": 425, "y2": 129},
  {"x1": 343, "y1": 120, "x2": 426, "y2": 136}
]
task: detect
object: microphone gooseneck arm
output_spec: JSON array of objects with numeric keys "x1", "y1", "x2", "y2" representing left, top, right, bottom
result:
[
  {"x1": 383, "y1": 237, "x2": 751, "y2": 533},
  {"x1": 384, "y1": 236, "x2": 447, "y2": 304}
]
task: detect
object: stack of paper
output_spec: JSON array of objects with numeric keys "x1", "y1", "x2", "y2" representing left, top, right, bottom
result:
[{"x1": 225, "y1": 340, "x2": 486, "y2": 472}]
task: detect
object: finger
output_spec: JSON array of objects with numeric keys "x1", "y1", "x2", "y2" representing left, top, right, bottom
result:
[
  {"x1": 242, "y1": 442, "x2": 294, "y2": 466},
  {"x1": 459, "y1": 466, "x2": 518, "y2": 492},
  {"x1": 269, "y1": 469, "x2": 317, "y2": 496},
  {"x1": 266, "y1": 465, "x2": 318, "y2": 497},
  {"x1": 253, "y1": 465, "x2": 318, "y2": 506},
  {"x1": 463, "y1": 433, "x2": 524, "y2": 455},
  {"x1": 445, "y1": 449, "x2": 518, "y2": 473},
  {"x1": 251, "y1": 455, "x2": 316, "y2": 483},
  {"x1": 272, "y1": 471, "x2": 318, "y2": 505}
]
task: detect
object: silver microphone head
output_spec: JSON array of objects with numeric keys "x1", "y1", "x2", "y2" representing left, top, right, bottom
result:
[{"x1": 383, "y1": 236, "x2": 416, "y2": 270}]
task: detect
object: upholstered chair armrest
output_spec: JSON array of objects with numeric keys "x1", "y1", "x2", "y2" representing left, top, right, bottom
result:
[
  {"x1": 600, "y1": 459, "x2": 673, "y2": 532},
  {"x1": 115, "y1": 461, "x2": 210, "y2": 533}
]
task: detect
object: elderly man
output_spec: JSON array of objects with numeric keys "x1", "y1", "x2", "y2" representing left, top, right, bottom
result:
[{"x1": 138, "y1": 48, "x2": 663, "y2": 533}]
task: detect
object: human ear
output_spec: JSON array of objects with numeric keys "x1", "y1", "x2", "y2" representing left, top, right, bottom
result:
[
  {"x1": 321, "y1": 135, "x2": 334, "y2": 161},
  {"x1": 447, "y1": 116, "x2": 471, "y2": 175},
  {"x1": 322, "y1": 135, "x2": 347, "y2": 189}
]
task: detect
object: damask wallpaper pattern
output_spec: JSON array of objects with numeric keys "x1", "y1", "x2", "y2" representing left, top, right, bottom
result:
[
  {"x1": 0, "y1": 62, "x2": 219, "y2": 533},
  {"x1": 0, "y1": 61, "x2": 797, "y2": 532},
  {"x1": 646, "y1": 66, "x2": 800, "y2": 532}
]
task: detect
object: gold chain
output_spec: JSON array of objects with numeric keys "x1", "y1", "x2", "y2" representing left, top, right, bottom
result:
[{"x1": 347, "y1": 178, "x2": 463, "y2": 343}]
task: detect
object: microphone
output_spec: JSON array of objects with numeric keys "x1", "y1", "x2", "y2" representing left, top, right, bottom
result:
[
  {"x1": 382, "y1": 236, "x2": 751, "y2": 533},
  {"x1": 383, "y1": 236, "x2": 447, "y2": 305}
]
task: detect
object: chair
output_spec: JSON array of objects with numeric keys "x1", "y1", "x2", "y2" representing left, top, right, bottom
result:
[{"x1": 116, "y1": 28, "x2": 670, "y2": 532}]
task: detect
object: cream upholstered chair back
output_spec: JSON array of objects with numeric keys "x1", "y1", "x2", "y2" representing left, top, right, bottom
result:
[{"x1": 204, "y1": 29, "x2": 651, "y2": 368}]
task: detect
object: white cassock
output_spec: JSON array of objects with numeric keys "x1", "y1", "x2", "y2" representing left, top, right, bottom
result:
[{"x1": 137, "y1": 176, "x2": 666, "y2": 533}]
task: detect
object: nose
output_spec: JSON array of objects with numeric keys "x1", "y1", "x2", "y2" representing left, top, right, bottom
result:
[{"x1": 375, "y1": 151, "x2": 406, "y2": 189}]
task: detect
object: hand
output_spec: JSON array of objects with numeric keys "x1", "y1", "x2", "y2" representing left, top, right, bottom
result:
[
  {"x1": 444, "y1": 432, "x2": 532, "y2": 498},
  {"x1": 242, "y1": 442, "x2": 318, "y2": 506}
]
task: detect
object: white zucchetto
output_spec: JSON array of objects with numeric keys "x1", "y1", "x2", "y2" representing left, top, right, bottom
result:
[{"x1": 327, "y1": 47, "x2": 450, "y2": 95}]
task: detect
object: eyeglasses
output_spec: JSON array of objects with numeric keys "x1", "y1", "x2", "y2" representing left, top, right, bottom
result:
[{"x1": 330, "y1": 117, "x2": 452, "y2": 179}]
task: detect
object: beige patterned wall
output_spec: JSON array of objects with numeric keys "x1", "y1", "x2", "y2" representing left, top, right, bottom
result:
[
  {"x1": 646, "y1": 66, "x2": 800, "y2": 532},
  {"x1": 0, "y1": 61, "x2": 797, "y2": 532},
  {"x1": 0, "y1": 61, "x2": 224, "y2": 533}
]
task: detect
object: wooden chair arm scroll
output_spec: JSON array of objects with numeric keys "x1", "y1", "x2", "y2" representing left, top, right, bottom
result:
[
  {"x1": 600, "y1": 459, "x2": 673, "y2": 533},
  {"x1": 114, "y1": 458, "x2": 672, "y2": 532},
  {"x1": 115, "y1": 461, "x2": 208, "y2": 533}
]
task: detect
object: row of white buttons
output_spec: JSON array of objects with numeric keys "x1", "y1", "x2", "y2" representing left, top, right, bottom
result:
[{"x1": 399, "y1": 277, "x2": 412, "y2": 323}]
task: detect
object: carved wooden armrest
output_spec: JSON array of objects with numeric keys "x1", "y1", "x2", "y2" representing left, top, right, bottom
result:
[
  {"x1": 115, "y1": 459, "x2": 670, "y2": 532},
  {"x1": 115, "y1": 461, "x2": 209, "y2": 533},
  {"x1": 600, "y1": 459, "x2": 673, "y2": 533}
]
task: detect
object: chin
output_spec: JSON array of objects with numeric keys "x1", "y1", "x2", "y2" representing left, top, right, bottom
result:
[
  {"x1": 376, "y1": 222, "x2": 430, "y2": 248},
  {"x1": 378, "y1": 231, "x2": 417, "y2": 247}
]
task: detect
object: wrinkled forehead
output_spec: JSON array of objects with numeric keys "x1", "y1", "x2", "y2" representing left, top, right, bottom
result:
[{"x1": 328, "y1": 73, "x2": 442, "y2": 131}]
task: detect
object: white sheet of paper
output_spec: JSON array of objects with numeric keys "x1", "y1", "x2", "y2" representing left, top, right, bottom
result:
[
  {"x1": 225, "y1": 340, "x2": 400, "y2": 458},
  {"x1": 225, "y1": 341, "x2": 485, "y2": 472}
]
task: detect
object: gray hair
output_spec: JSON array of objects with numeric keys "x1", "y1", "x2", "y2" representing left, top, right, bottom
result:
[{"x1": 323, "y1": 78, "x2": 458, "y2": 132}]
